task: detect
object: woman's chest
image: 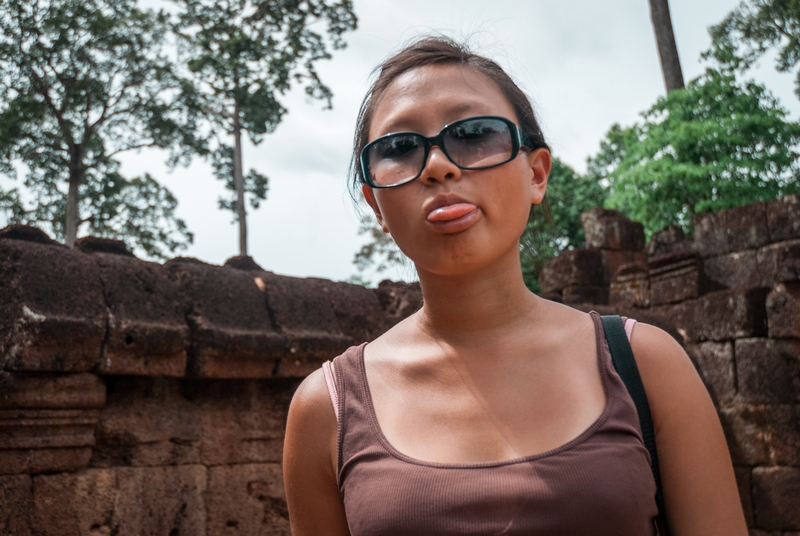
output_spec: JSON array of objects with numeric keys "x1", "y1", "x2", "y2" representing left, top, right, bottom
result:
[
  {"x1": 340, "y1": 437, "x2": 657, "y2": 536},
  {"x1": 369, "y1": 358, "x2": 606, "y2": 464}
]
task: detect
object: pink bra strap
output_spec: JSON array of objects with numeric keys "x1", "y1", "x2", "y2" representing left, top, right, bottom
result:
[
  {"x1": 624, "y1": 318, "x2": 637, "y2": 341},
  {"x1": 322, "y1": 360, "x2": 339, "y2": 422}
]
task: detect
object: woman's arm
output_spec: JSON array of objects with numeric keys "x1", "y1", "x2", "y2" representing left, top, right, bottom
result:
[
  {"x1": 631, "y1": 323, "x2": 748, "y2": 536},
  {"x1": 284, "y1": 368, "x2": 351, "y2": 536}
]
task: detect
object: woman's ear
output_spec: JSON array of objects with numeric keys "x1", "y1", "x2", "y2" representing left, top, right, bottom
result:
[
  {"x1": 362, "y1": 184, "x2": 389, "y2": 233},
  {"x1": 528, "y1": 148, "x2": 551, "y2": 206}
]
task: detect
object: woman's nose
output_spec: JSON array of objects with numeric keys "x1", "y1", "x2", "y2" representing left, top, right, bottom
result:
[{"x1": 420, "y1": 146, "x2": 461, "y2": 185}]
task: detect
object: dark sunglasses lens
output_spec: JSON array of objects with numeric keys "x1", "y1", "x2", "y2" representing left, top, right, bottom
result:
[
  {"x1": 444, "y1": 118, "x2": 513, "y2": 169},
  {"x1": 366, "y1": 134, "x2": 425, "y2": 187}
]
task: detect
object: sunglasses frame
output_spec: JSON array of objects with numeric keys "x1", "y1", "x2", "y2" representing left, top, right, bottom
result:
[{"x1": 360, "y1": 115, "x2": 533, "y2": 189}]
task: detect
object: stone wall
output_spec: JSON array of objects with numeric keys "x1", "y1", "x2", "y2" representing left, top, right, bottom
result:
[
  {"x1": 0, "y1": 227, "x2": 421, "y2": 535},
  {"x1": 541, "y1": 195, "x2": 800, "y2": 535},
  {"x1": 1, "y1": 196, "x2": 797, "y2": 535}
]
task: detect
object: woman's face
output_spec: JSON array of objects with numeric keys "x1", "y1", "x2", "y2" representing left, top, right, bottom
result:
[{"x1": 362, "y1": 63, "x2": 550, "y2": 277}]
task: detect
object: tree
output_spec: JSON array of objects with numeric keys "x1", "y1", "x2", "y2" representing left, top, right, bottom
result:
[
  {"x1": 707, "y1": 0, "x2": 800, "y2": 97},
  {"x1": 171, "y1": 0, "x2": 357, "y2": 256},
  {"x1": 0, "y1": 0, "x2": 204, "y2": 255},
  {"x1": 211, "y1": 144, "x2": 268, "y2": 222},
  {"x1": 648, "y1": 0, "x2": 685, "y2": 92},
  {"x1": 589, "y1": 68, "x2": 800, "y2": 236}
]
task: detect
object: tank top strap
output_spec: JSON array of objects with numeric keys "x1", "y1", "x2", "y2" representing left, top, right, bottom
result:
[{"x1": 330, "y1": 343, "x2": 374, "y2": 486}]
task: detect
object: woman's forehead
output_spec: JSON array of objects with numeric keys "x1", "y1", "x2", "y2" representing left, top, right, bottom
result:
[{"x1": 369, "y1": 64, "x2": 517, "y2": 138}]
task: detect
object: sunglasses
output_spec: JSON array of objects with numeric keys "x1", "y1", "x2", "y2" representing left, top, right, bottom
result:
[{"x1": 360, "y1": 115, "x2": 533, "y2": 189}]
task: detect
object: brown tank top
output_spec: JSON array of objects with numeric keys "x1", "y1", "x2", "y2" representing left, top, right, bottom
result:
[{"x1": 331, "y1": 311, "x2": 658, "y2": 535}]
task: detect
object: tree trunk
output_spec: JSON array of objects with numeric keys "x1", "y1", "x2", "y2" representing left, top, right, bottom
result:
[
  {"x1": 233, "y1": 102, "x2": 248, "y2": 256},
  {"x1": 648, "y1": 0, "x2": 685, "y2": 92},
  {"x1": 65, "y1": 151, "x2": 81, "y2": 247}
]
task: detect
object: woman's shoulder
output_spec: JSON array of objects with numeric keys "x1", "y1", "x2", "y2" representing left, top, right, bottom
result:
[
  {"x1": 289, "y1": 367, "x2": 336, "y2": 428},
  {"x1": 627, "y1": 322, "x2": 710, "y2": 429}
]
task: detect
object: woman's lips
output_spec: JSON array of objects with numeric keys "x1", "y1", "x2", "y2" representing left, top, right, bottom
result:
[
  {"x1": 426, "y1": 202, "x2": 479, "y2": 233},
  {"x1": 426, "y1": 202, "x2": 477, "y2": 222}
]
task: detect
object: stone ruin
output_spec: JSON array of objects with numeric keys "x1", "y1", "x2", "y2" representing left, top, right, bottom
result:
[
  {"x1": 0, "y1": 195, "x2": 797, "y2": 535},
  {"x1": 540, "y1": 195, "x2": 800, "y2": 535}
]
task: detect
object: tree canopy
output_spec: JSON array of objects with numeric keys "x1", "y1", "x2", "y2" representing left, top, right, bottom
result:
[
  {"x1": 171, "y1": 0, "x2": 357, "y2": 255},
  {"x1": 0, "y1": 0, "x2": 205, "y2": 257},
  {"x1": 589, "y1": 68, "x2": 800, "y2": 236},
  {"x1": 707, "y1": 0, "x2": 800, "y2": 96}
]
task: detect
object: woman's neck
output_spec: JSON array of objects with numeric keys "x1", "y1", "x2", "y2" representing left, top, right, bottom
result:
[{"x1": 414, "y1": 248, "x2": 544, "y2": 342}]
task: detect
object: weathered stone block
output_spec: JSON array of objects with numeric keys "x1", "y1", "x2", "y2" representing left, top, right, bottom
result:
[
  {"x1": 766, "y1": 194, "x2": 800, "y2": 243},
  {"x1": 166, "y1": 259, "x2": 285, "y2": 378},
  {"x1": 768, "y1": 405, "x2": 800, "y2": 466},
  {"x1": 206, "y1": 463, "x2": 290, "y2": 536},
  {"x1": 539, "y1": 249, "x2": 604, "y2": 294},
  {"x1": 0, "y1": 237, "x2": 105, "y2": 372},
  {"x1": 646, "y1": 225, "x2": 691, "y2": 258},
  {"x1": 257, "y1": 274, "x2": 370, "y2": 377},
  {"x1": 325, "y1": 280, "x2": 388, "y2": 343},
  {"x1": 581, "y1": 208, "x2": 645, "y2": 250},
  {"x1": 91, "y1": 252, "x2": 189, "y2": 377},
  {"x1": 648, "y1": 252, "x2": 702, "y2": 305},
  {"x1": 752, "y1": 467, "x2": 800, "y2": 530},
  {"x1": 610, "y1": 267, "x2": 650, "y2": 308},
  {"x1": 767, "y1": 282, "x2": 800, "y2": 338},
  {"x1": 31, "y1": 468, "x2": 116, "y2": 536},
  {"x1": 650, "y1": 301, "x2": 695, "y2": 343},
  {"x1": 0, "y1": 373, "x2": 105, "y2": 475},
  {"x1": 113, "y1": 466, "x2": 206, "y2": 536},
  {"x1": 727, "y1": 202, "x2": 771, "y2": 252},
  {"x1": 0, "y1": 474, "x2": 32, "y2": 535},
  {"x1": 758, "y1": 239, "x2": 800, "y2": 287},
  {"x1": 32, "y1": 465, "x2": 207, "y2": 536},
  {"x1": 735, "y1": 467, "x2": 754, "y2": 527},
  {"x1": 191, "y1": 378, "x2": 298, "y2": 466},
  {"x1": 75, "y1": 236, "x2": 133, "y2": 257},
  {"x1": 736, "y1": 339, "x2": 800, "y2": 404},
  {"x1": 685, "y1": 342, "x2": 735, "y2": 405},
  {"x1": 688, "y1": 288, "x2": 769, "y2": 342},
  {"x1": 376, "y1": 280, "x2": 423, "y2": 323},
  {"x1": 90, "y1": 377, "x2": 202, "y2": 468},
  {"x1": 718, "y1": 405, "x2": 770, "y2": 466},
  {"x1": 602, "y1": 249, "x2": 646, "y2": 282},
  {"x1": 704, "y1": 250, "x2": 761, "y2": 290},
  {"x1": 695, "y1": 210, "x2": 729, "y2": 257},
  {"x1": 562, "y1": 285, "x2": 609, "y2": 305}
]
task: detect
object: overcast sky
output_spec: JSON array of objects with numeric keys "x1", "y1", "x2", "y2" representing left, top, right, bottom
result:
[{"x1": 114, "y1": 0, "x2": 800, "y2": 283}]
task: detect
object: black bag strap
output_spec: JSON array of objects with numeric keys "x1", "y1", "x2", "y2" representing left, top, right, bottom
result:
[{"x1": 600, "y1": 315, "x2": 671, "y2": 536}]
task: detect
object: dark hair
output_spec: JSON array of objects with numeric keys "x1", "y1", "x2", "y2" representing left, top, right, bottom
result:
[{"x1": 349, "y1": 35, "x2": 550, "y2": 196}]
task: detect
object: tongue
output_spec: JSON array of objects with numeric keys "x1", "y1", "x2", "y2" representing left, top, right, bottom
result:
[{"x1": 427, "y1": 203, "x2": 477, "y2": 222}]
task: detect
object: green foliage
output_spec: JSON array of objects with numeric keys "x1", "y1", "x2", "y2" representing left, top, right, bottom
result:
[
  {"x1": 171, "y1": 0, "x2": 357, "y2": 218},
  {"x1": 521, "y1": 158, "x2": 607, "y2": 292},
  {"x1": 707, "y1": 0, "x2": 800, "y2": 97},
  {"x1": 0, "y1": 0, "x2": 201, "y2": 254},
  {"x1": 589, "y1": 68, "x2": 800, "y2": 236}
]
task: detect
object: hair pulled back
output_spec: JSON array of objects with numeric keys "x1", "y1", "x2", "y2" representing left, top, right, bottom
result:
[{"x1": 350, "y1": 36, "x2": 550, "y2": 195}]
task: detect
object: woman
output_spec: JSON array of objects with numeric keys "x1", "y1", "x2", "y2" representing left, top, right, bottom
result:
[{"x1": 283, "y1": 37, "x2": 747, "y2": 536}]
